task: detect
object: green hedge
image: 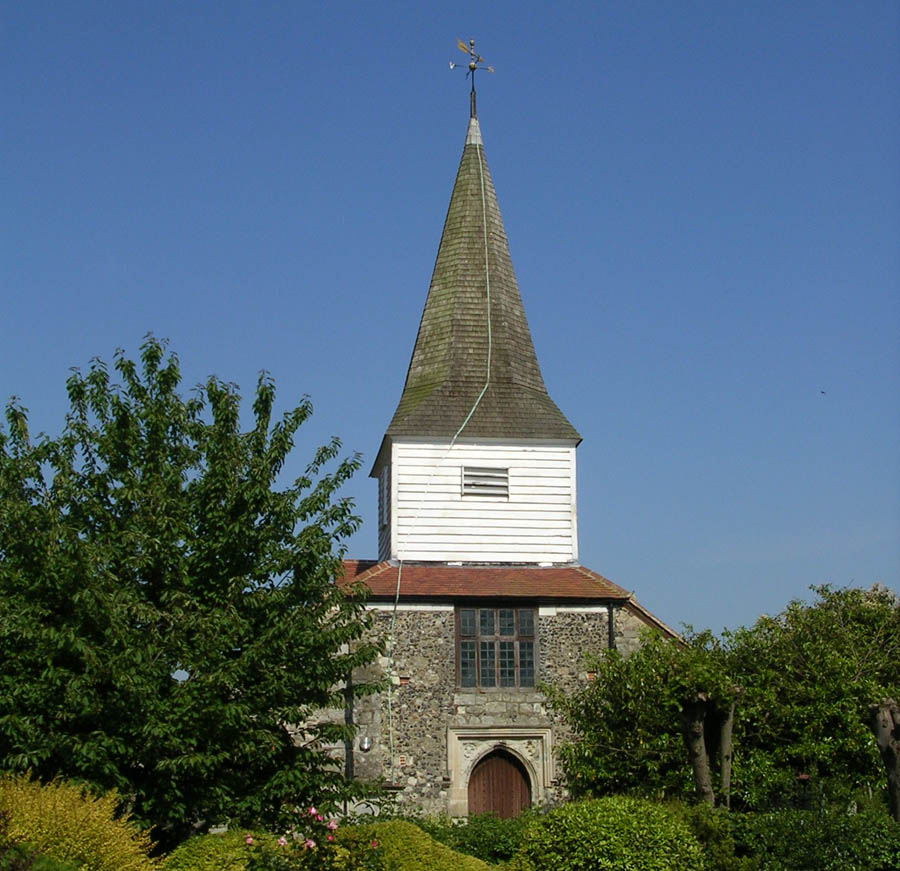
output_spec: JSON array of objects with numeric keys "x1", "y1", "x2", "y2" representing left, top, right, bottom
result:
[
  {"x1": 164, "y1": 821, "x2": 488, "y2": 871},
  {"x1": 341, "y1": 821, "x2": 492, "y2": 871},
  {"x1": 731, "y1": 807, "x2": 900, "y2": 871},
  {"x1": 163, "y1": 827, "x2": 384, "y2": 871},
  {"x1": 162, "y1": 830, "x2": 261, "y2": 871},
  {"x1": 514, "y1": 797, "x2": 706, "y2": 871},
  {"x1": 669, "y1": 803, "x2": 755, "y2": 871},
  {"x1": 414, "y1": 813, "x2": 534, "y2": 864}
]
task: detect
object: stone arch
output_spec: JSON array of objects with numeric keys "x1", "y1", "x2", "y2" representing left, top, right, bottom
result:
[
  {"x1": 467, "y1": 746, "x2": 532, "y2": 818},
  {"x1": 465, "y1": 741, "x2": 537, "y2": 786},
  {"x1": 447, "y1": 726, "x2": 553, "y2": 817}
]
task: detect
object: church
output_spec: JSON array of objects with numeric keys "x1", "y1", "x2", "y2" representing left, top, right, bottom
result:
[{"x1": 339, "y1": 73, "x2": 674, "y2": 818}]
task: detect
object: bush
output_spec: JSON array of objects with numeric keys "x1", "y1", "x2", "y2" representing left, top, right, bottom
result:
[
  {"x1": 0, "y1": 775, "x2": 156, "y2": 871},
  {"x1": 415, "y1": 813, "x2": 534, "y2": 864},
  {"x1": 340, "y1": 821, "x2": 492, "y2": 871},
  {"x1": 731, "y1": 807, "x2": 900, "y2": 871},
  {"x1": 164, "y1": 823, "x2": 385, "y2": 871},
  {"x1": 0, "y1": 844, "x2": 81, "y2": 871},
  {"x1": 0, "y1": 811, "x2": 80, "y2": 871},
  {"x1": 514, "y1": 797, "x2": 705, "y2": 871},
  {"x1": 671, "y1": 803, "x2": 756, "y2": 871},
  {"x1": 162, "y1": 830, "x2": 258, "y2": 871}
]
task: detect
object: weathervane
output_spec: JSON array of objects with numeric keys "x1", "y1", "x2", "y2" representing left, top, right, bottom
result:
[{"x1": 449, "y1": 38, "x2": 494, "y2": 118}]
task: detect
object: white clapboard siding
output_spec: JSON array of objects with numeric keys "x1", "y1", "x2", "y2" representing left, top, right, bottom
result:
[{"x1": 383, "y1": 439, "x2": 578, "y2": 563}]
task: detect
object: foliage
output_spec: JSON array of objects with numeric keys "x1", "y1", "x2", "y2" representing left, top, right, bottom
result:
[
  {"x1": 341, "y1": 821, "x2": 492, "y2": 871},
  {"x1": 728, "y1": 584, "x2": 900, "y2": 809},
  {"x1": 546, "y1": 630, "x2": 733, "y2": 801},
  {"x1": 162, "y1": 829, "x2": 253, "y2": 871},
  {"x1": 669, "y1": 803, "x2": 755, "y2": 871},
  {"x1": 243, "y1": 808, "x2": 384, "y2": 871},
  {"x1": 0, "y1": 844, "x2": 80, "y2": 871},
  {"x1": 163, "y1": 812, "x2": 389, "y2": 871},
  {"x1": 513, "y1": 796, "x2": 705, "y2": 871},
  {"x1": 730, "y1": 806, "x2": 900, "y2": 871},
  {"x1": 414, "y1": 812, "x2": 534, "y2": 864},
  {"x1": 0, "y1": 338, "x2": 381, "y2": 846},
  {"x1": 0, "y1": 809, "x2": 81, "y2": 871},
  {"x1": 549, "y1": 585, "x2": 900, "y2": 811},
  {"x1": 0, "y1": 774, "x2": 156, "y2": 871}
]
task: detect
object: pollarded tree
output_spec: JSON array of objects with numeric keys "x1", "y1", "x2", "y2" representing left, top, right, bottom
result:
[
  {"x1": 0, "y1": 337, "x2": 380, "y2": 847},
  {"x1": 547, "y1": 630, "x2": 740, "y2": 807},
  {"x1": 551, "y1": 585, "x2": 900, "y2": 814},
  {"x1": 730, "y1": 584, "x2": 900, "y2": 811},
  {"x1": 868, "y1": 699, "x2": 900, "y2": 822}
]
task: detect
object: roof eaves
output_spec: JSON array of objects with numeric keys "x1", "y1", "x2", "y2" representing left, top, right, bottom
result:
[{"x1": 622, "y1": 595, "x2": 682, "y2": 641}]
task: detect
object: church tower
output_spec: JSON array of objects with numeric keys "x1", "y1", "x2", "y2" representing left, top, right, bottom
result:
[
  {"x1": 343, "y1": 62, "x2": 673, "y2": 818},
  {"x1": 371, "y1": 108, "x2": 580, "y2": 566}
]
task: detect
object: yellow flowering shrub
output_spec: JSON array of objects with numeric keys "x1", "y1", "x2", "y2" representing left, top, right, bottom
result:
[{"x1": 0, "y1": 774, "x2": 157, "y2": 871}]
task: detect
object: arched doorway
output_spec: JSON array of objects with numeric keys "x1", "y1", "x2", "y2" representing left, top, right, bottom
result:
[{"x1": 467, "y1": 748, "x2": 531, "y2": 818}]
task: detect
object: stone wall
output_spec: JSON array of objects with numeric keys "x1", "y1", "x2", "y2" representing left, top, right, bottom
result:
[{"x1": 347, "y1": 600, "x2": 653, "y2": 816}]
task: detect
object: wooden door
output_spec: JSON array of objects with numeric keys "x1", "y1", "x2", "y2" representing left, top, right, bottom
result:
[{"x1": 467, "y1": 749, "x2": 531, "y2": 818}]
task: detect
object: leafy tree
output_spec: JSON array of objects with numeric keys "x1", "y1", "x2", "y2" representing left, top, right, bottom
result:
[
  {"x1": 546, "y1": 634, "x2": 683, "y2": 800},
  {"x1": 730, "y1": 584, "x2": 900, "y2": 811},
  {"x1": 547, "y1": 631, "x2": 739, "y2": 806},
  {"x1": 550, "y1": 585, "x2": 900, "y2": 814},
  {"x1": 0, "y1": 338, "x2": 380, "y2": 847}
]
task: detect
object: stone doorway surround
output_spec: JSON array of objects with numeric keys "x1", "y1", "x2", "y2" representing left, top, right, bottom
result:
[{"x1": 446, "y1": 725, "x2": 554, "y2": 817}]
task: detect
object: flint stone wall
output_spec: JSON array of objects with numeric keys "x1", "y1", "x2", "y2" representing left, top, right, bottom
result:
[{"x1": 349, "y1": 601, "x2": 651, "y2": 815}]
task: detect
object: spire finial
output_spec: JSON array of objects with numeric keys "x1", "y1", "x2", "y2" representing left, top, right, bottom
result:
[{"x1": 449, "y1": 38, "x2": 494, "y2": 118}]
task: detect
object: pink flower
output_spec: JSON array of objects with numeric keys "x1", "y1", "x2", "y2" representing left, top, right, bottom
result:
[
  {"x1": 326, "y1": 834, "x2": 334, "y2": 842},
  {"x1": 276, "y1": 837, "x2": 287, "y2": 847},
  {"x1": 327, "y1": 819, "x2": 338, "y2": 831},
  {"x1": 308, "y1": 806, "x2": 318, "y2": 816},
  {"x1": 244, "y1": 835, "x2": 253, "y2": 845},
  {"x1": 316, "y1": 814, "x2": 323, "y2": 822},
  {"x1": 305, "y1": 838, "x2": 316, "y2": 849},
  {"x1": 370, "y1": 839, "x2": 378, "y2": 849}
]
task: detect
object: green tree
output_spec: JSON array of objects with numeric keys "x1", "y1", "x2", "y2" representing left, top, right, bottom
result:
[
  {"x1": 0, "y1": 338, "x2": 380, "y2": 847},
  {"x1": 550, "y1": 585, "x2": 900, "y2": 814},
  {"x1": 547, "y1": 631, "x2": 739, "y2": 806},
  {"x1": 730, "y1": 584, "x2": 899, "y2": 811}
]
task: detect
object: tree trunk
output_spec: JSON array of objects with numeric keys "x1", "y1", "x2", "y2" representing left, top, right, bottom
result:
[
  {"x1": 719, "y1": 697, "x2": 736, "y2": 810},
  {"x1": 868, "y1": 698, "x2": 900, "y2": 822},
  {"x1": 680, "y1": 694, "x2": 716, "y2": 807}
]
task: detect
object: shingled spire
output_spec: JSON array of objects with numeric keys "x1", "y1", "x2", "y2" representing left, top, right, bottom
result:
[{"x1": 384, "y1": 116, "x2": 580, "y2": 442}]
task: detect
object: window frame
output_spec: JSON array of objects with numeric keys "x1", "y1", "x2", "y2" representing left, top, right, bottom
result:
[{"x1": 455, "y1": 604, "x2": 538, "y2": 690}]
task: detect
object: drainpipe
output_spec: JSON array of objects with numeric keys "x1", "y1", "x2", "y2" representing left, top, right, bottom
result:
[
  {"x1": 607, "y1": 604, "x2": 616, "y2": 651},
  {"x1": 344, "y1": 673, "x2": 354, "y2": 781}
]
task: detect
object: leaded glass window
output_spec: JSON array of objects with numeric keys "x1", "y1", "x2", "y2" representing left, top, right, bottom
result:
[{"x1": 456, "y1": 607, "x2": 537, "y2": 689}]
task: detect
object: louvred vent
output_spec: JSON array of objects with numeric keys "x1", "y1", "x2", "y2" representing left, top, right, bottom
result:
[{"x1": 462, "y1": 466, "x2": 509, "y2": 498}]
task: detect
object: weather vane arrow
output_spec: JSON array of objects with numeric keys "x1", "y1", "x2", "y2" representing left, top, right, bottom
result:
[{"x1": 449, "y1": 38, "x2": 494, "y2": 118}]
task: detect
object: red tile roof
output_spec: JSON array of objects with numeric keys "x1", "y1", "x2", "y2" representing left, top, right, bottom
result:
[
  {"x1": 339, "y1": 560, "x2": 629, "y2": 601},
  {"x1": 339, "y1": 560, "x2": 679, "y2": 639}
]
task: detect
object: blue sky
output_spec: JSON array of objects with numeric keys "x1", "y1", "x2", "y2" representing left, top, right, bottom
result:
[{"x1": 3, "y1": 1, "x2": 898, "y2": 633}]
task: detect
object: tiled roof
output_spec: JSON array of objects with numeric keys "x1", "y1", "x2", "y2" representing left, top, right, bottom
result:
[
  {"x1": 339, "y1": 560, "x2": 678, "y2": 638},
  {"x1": 383, "y1": 117, "x2": 579, "y2": 443},
  {"x1": 340, "y1": 559, "x2": 629, "y2": 601}
]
